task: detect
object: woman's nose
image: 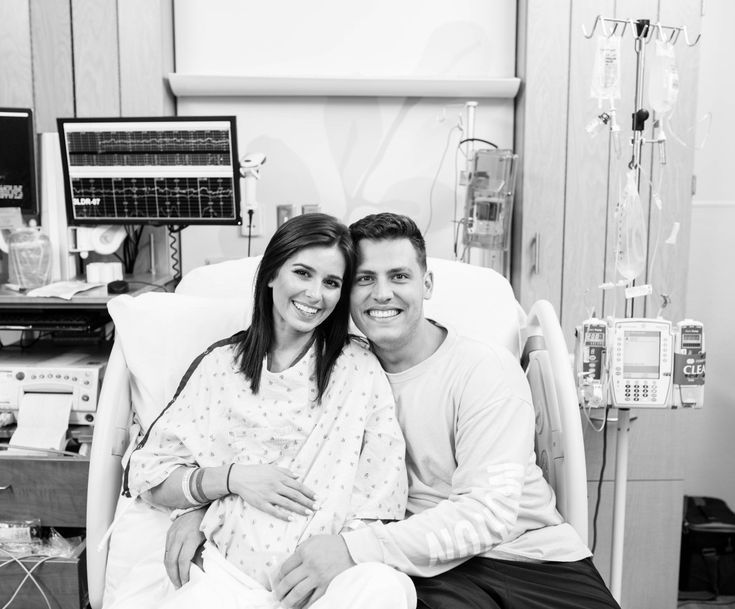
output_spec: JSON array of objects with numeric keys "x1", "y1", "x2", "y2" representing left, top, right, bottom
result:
[{"x1": 304, "y1": 280, "x2": 322, "y2": 300}]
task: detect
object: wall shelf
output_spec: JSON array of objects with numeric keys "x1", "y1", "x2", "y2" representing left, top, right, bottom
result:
[{"x1": 168, "y1": 73, "x2": 521, "y2": 98}]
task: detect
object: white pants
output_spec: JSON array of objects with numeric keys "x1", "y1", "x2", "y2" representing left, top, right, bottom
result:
[{"x1": 158, "y1": 544, "x2": 417, "y2": 609}]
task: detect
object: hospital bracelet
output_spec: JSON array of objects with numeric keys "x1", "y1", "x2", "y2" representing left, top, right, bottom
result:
[{"x1": 181, "y1": 467, "x2": 201, "y2": 506}]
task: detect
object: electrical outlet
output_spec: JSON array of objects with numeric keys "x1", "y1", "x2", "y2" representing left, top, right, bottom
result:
[{"x1": 241, "y1": 208, "x2": 262, "y2": 237}]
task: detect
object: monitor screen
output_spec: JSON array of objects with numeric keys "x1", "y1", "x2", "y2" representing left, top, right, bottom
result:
[
  {"x1": 0, "y1": 108, "x2": 38, "y2": 220},
  {"x1": 57, "y1": 116, "x2": 241, "y2": 226},
  {"x1": 623, "y1": 330, "x2": 661, "y2": 379}
]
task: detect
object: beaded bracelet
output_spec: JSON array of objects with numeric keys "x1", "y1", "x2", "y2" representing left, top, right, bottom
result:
[{"x1": 226, "y1": 463, "x2": 235, "y2": 494}]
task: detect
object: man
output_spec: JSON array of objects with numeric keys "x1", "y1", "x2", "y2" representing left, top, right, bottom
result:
[{"x1": 168, "y1": 213, "x2": 620, "y2": 609}]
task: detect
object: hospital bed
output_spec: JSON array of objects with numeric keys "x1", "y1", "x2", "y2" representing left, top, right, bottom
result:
[{"x1": 85, "y1": 256, "x2": 587, "y2": 609}]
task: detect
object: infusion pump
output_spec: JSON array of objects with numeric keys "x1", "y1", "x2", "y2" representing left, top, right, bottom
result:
[{"x1": 575, "y1": 317, "x2": 705, "y2": 409}]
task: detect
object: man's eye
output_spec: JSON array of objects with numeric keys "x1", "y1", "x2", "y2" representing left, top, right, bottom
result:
[
  {"x1": 393, "y1": 273, "x2": 408, "y2": 281},
  {"x1": 355, "y1": 275, "x2": 373, "y2": 284}
]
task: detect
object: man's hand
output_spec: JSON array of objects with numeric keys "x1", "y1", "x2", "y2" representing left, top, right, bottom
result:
[
  {"x1": 274, "y1": 535, "x2": 355, "y2": 608},
  {"x1": 164, "y1": 508, "x2": 206, "y2": 588}
]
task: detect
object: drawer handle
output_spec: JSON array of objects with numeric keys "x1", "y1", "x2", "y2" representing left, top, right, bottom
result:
[{"x1": 0, "y1": 484, "x2": 11, "y2": 491}]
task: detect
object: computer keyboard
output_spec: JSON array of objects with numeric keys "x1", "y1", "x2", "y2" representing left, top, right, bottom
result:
[{"x1": 0, "y1": 310, "x2": 110, "y2": 332}]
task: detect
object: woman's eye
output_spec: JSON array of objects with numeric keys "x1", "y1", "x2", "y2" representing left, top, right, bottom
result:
[
  {"x1": 324, "y1": 279, "x2": 341, "y2": 289},
  {"x1": 294, "y1": 269, "x2": 309, "y2": 277}
]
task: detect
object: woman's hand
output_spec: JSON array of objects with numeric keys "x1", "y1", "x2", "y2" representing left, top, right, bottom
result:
[{"x1": 229, "y1": 464, "x2": 318, "y2": 521}]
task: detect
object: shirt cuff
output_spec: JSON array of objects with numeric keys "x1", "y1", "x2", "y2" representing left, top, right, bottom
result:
[
  {"x1": 341, "y1": 524, "x2": 384, "y2": 564},
  {"x1": 169, "y1": 505, "x2": 207, "y2": 521}
]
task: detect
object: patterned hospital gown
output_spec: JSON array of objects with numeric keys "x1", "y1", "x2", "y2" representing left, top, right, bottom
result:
[{"x1": 127, "y1": 334, "x2": 408, "y2": 588}]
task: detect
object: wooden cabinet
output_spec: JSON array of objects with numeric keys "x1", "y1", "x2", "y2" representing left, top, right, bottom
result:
[
  {"x1": 0, "y1": 456, "x2": 89, "y2": 608},
  {"x1": 0, "y1": 457, "x2": 89, "y2": 527}
]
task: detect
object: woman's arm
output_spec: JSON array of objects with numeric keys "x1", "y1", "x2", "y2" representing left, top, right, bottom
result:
[
  {"x1": 147, "y1": 463, "x2": 231, "y2": 509},
  {"x1": 149, "y1": 462, "x2": 319, "y2": 518}
]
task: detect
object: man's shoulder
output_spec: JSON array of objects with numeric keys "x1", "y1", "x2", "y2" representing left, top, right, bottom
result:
[{"x1": 448, "y1": 330, "x2": 520, "y2": 370}]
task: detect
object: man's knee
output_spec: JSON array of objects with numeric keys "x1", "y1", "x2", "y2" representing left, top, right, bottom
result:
[{"x1": 320, "y1": 563, "x2": 416, "y2": 609}]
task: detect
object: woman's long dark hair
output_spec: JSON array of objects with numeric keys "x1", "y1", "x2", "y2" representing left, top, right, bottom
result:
[{"x1": 234, "y1": 213, "x2": 355, "y2": 403}]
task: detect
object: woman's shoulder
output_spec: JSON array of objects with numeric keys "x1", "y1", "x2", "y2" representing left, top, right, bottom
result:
[
  {"x1": 342, "y1": 336, "x2": 383, "y2": 369},
  {"x1": 186, "y1": 330, "x2": 246, "y2": 372}
]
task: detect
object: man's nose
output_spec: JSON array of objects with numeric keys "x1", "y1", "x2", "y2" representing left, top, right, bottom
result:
[{"x1": 372, "y1": 277, "x2": 393, "y2": 302}]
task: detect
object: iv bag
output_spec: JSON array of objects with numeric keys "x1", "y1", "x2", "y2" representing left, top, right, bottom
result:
[
  {"x1": 615, "y1": 170, "x2": 647, "y2": 281},
  {"x1": 590, "y1": 34, "x2": 621, "y2": 104},
  {"x1": 648, "y1": 40, "x2": 679, "y2": 114}
]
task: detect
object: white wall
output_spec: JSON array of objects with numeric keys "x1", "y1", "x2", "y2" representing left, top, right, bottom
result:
[
  {"x1": 682, "y1": 0, "x2": 735, "y2": 510},
  {"x1": 171, "y1": 0, "x2": 517, "y2": 273}
]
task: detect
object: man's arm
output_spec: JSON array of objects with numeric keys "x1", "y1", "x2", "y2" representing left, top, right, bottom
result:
[
  {"x1": 165, "y1": 507, "x2": 206, "y2": 588},
  {"x1": 341, "y1": 349, "x2": 539, "y2": 577}
]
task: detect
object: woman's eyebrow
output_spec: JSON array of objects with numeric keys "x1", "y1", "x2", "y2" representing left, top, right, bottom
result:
[{"x1": 292, "y1": 262, "x2": 343, "y2": 281}]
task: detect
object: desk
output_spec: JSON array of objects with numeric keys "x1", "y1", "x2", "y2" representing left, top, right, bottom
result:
[
  {"x1": 0, "y1": 273, "x2": 175, "y2": 334},
  {"x1": 0, "y1": 272, "x2": 175, "y2": 310}
]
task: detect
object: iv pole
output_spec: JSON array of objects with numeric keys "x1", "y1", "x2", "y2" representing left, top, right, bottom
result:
[
  {"x1": 582, "y1": 14, "x2": 701, "y2": 605},
  {"x1": 610, "y1": 18, "x2": 650, "y2": 604}
]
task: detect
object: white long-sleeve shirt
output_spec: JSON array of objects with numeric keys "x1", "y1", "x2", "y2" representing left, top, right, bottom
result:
[{"x1": 342, "y1": 325, "x2": 591, "y2": 577}]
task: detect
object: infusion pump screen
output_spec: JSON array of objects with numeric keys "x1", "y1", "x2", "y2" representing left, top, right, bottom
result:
[{"x1": 623, "y1": 331, "x2": 661, "y2": 379}]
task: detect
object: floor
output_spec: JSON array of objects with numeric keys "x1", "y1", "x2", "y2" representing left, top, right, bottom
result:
[{"x1": 678, "y1": 596, "x2": 735, "y2": 609}]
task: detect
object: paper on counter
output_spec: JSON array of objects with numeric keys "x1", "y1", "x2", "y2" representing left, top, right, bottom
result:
[
  {"x1": 26, "y1": 280, "x2": 105, "y2": 300},
  {"x1": 7, "y1": 393, "x2": 72, "y2": 456}
]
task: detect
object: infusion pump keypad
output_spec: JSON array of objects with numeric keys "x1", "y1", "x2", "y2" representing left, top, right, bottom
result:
[{"x1": 611, "y1": 320, "x2": 672, "y2": 408}]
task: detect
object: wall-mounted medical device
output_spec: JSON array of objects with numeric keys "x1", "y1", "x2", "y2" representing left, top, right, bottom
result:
[
  {"x1": 56, "y1": 116, "x2": 241, "y2": 226},
  {"x1": 0, "y1": 346, "x2": 108, "y2": 426},
  {"x1": 463, "y1": 148, "x2": 518, "y2": 252},
  {"x1": 575, "y1": 317, "x2": 705, "y2": 409}
]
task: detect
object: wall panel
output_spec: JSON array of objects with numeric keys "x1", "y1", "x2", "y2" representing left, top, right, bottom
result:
[
  {"x1": 647, "y1": 0, "x2": 701, "y2": 323},
  {"x1": 512, "y1": 0, "x2": 571, "y2": 311},
  {"x1": 560, "y1": 0, "x2": 614, "y2": 341},
  {"x1": 72, "y1": 0, "x2": 121, "y2": 117},
  {"x1": 29, "y1": 0, "x2": 74, "y2": 131},
  {"x1": 118, "y1": 0, "x2": 175, "y2": 116},
  {"x1": 0, "y1": 0, "x2": 34, "y2": 108}
]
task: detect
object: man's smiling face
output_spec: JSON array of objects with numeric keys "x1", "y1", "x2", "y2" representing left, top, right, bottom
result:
[{"x1": 350, "y1": 238, "x2": 433, "y2": 352}]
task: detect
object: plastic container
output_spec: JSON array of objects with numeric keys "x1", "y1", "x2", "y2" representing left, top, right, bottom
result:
[{"x1": 8, "y1": 226, "x2": 52, "y2": 290}]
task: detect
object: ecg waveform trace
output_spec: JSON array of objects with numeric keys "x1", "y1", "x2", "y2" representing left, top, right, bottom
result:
[
  {"x1": 71, "y1": 176, "x2": 237, "y2": 221},
  {"x1": 66, "y1": 130, "x2": 232, "y2": 166}
]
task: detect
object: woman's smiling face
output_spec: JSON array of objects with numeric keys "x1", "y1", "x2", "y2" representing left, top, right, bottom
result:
[{"x1": 268, "y1": 245, "x2": 346, "y2": 341}]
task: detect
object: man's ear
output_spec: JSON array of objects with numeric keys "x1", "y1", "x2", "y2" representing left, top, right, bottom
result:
[{"x1": 423, "y1": 270, "x2": 434, "y2": 300}]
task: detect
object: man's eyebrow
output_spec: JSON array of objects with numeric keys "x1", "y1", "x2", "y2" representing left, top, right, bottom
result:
[{"x1": 354, "y1": 266, "x2": 412, "y2": 274}]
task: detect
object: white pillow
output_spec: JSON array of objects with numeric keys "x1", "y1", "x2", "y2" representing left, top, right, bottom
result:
[
  {"x1": 108, "y1": 293, "x2": 251, "y2": 432},
  {"x1": 175, "y1": 255, "x2": 262, "y2": 298},
  {"x1": 424, "y1": 257, "x2": 525, "y2": 357}
]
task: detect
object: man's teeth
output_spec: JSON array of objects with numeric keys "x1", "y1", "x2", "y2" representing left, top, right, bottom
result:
[
  {"x1": 368, "y1": 309, "x2": 399, "y2": 319},
  {"x1": 293, "y1": 301, "x2": 319, "y2": 315}
]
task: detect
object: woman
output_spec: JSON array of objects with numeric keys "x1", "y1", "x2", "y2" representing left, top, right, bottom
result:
[{"x1": 123, "y1": 214, "x2": 413, "y2": 609}]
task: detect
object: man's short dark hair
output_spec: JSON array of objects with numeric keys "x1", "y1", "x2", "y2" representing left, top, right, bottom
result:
[{"x1": 349, "y1": 212, "x2": 427, "y2": 270}]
